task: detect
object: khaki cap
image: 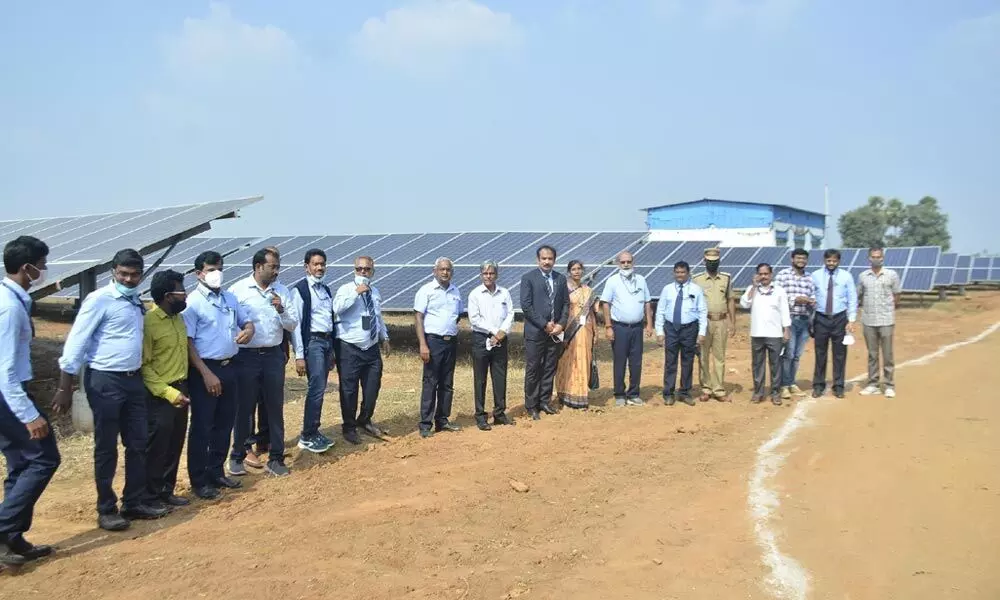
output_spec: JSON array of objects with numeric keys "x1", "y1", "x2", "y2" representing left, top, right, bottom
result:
[{"x1": 704, "y1": 247, "x2": 721, "y2": 260}]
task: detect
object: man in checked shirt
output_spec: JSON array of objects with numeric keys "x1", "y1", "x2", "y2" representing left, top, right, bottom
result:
[{"x1": 773, "y1": 248, "x2": 817, "y2": 400}]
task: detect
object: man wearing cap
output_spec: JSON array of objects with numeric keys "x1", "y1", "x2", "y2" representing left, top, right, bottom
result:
[{"x1": 692, "y1": 248, "x2": 736, "y2": 402}]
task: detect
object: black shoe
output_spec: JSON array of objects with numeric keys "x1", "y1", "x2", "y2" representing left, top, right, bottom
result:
[
  {"x1": 344, "y1": 429, "x2": 363, "y2": 445},
  {"x1": 494, "y1": 414, "x2": 514, "y2": 426},
  {"x1": 211, "y1": 476, "x2": 243, "y2": 490},
  {"x1": 477, "y1": 421, "x2": 492, "y2": 431},
  {"x1": 771, "y1": 396, "x2": 783, "y2": 406},
  {"x1": 539, "y1": 403, "x2": 557, "y2": 415},
  {"x1": 750, "y1": 395, "x2": 764, "y2": 404},
  {"x1": 679, "y1": 395, "x2": 696, "y2": 407},
  {"x1": 528, "y1": 410, "x2": 541, "y2": 421},
  {"x1": 663, "y1": 396, "x2": 676, "y2": 406},
  {"x1": 812, "y1": 389, "x2": 824, "y2": 398},
  {"x1": 419, "y1": 429, "x2": 433, "y2": 438},
  {"x1": 161, "y1": 494, "x2": 191, "y2": 507},
  {"x1": 361, "y1": 423, "x2": 387, "y2": 438},
  {"x1": 121, "y1": 503, "x2": 170, "y2": 520},
  {"x1": 98, "y1": 513, "x2": 131, "y2": 531},
  {"x1": 0, "y1": 546, "x2": 28, "y2": 567},
  {"x1": 834, "y1": 391, "x2": 845, "y2": 399},
  {"x1": 193, "y1": 486, "x2": 221, "y2": 500},
  {"x1": 7, "y1": 536, "x2": 53, "y2": 561},
  {"x1": 435, "y1": 423, "x2": 461, "y2": 433}
]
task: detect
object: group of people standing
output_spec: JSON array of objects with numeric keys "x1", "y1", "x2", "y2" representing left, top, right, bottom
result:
[{"x1": 0, "y1": 236, "x2": 900, "y2": 567}]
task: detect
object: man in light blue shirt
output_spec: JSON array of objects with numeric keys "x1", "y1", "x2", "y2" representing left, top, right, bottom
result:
[
  {"x1": 810, "y1": 249, "x2": 858, "y2": 398},
  {"x1": 0, "y1": 236, "x2": 60, "y2": 566},
  {"x1": 182, "y1": 251, "x2": 255, "y2": 499},
  {"x1": 600, "y1": 251, "x2": 654, "y2": 406},
  {"x1": 332, "y1": 255, "x2": 391, "y2": 445},
  {"x1": 414, "y1": 257, "x2": 463, "y2": 437},
  {"x1": 228, "y1": 248, "x2": 298, "y2": 478},
  {"x1": 654, "y1": 261, "x2": 708, "y2": 406},
  {"x1": 53, "y1": 249, "x2": 169, "y2": 531}
]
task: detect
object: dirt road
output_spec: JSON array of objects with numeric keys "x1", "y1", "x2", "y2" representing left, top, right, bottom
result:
[{"x1": 3, "y1": 295, "x2": 999, "y2": 599}]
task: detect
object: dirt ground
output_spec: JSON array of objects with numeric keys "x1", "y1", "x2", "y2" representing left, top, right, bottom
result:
[{"x1": 2, "y1": 292, "x2": 999, "y2": 599}]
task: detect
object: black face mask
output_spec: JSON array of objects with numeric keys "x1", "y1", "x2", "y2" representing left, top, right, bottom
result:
[
  {"x1": 706, "y1": 260, "x2": 720, "y2": 271},
  {"x1": 168, "y1": 299, "x2": 187, "y2": 314}
]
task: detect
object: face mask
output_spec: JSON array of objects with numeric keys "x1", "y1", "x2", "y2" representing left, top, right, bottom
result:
[
  {"x1": 870, "y1": 259, "x2": 884, "y2": 267},
  {"x1": 203, "y1": 270, "x2": 224, "y2": 289},
  {"x1": 114, "y1": 281, "x2": 140, "y2": 297},
  {"x1": 26, "y1": 264, "x2": 47, "y2": 286},
  {"x1": 168, "y1": 298, "x2": 187, "y2": 314},
  {"x1": 354, "y1": 275, "x2": 371, "y2": 286},
  {"x1": 307, "y1": 274, "x2": 324, "y2": 285},
  {"x1": 619, "y1": 267, "x2": 634, "y2": 277},
  {"x1": 706, "y1": 260, "x2": 720, "y2": 271}
]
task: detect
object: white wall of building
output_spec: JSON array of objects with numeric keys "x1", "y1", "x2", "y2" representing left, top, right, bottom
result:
[{"x1": 647, "y1": 227, "x2": 775, "y2": 246}]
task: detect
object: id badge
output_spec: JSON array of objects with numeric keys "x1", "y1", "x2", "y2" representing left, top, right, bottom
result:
[
  {"x1": 361, "y1": 315, "x2": 373, "y2": 331},
  {"x1": 579, "y1": 314, "x2": 587, "y2": 326}
]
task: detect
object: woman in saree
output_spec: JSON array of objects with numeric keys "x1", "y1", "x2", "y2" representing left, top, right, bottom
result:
[{"x1": 555, "y1": 260, "x2": 600, "y2": 409}]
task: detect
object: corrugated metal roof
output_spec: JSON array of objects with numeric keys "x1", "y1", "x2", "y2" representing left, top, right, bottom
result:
[{"x1": 640, "y1": 198, "x2": 826, "y2": 218}]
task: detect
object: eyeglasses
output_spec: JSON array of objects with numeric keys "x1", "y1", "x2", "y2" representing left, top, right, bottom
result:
[{"x1": 354, "y1": 266, "x2": 373, "y2": 273}]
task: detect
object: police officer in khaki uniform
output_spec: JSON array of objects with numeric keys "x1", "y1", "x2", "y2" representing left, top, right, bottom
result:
[{"x1": 692, "y1": 248, "x2": 736, "y2": 401}]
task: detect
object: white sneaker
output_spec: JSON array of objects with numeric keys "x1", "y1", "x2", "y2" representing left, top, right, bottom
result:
[
  {"x1": 859, "y1": 384, "x2": 881, "y2": 396},
  {"x1": 884, "y1": 388, "x2": 896, "y2": 398}
]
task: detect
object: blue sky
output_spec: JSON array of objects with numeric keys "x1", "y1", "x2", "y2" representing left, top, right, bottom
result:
[{"x1": 1, "y1": 0, "x2": 997, "y2": 253}]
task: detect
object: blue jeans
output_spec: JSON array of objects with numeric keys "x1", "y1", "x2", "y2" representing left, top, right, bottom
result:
[
  {"x1": 0, "y1": 389, "x2": 60, "y2": 539},
  {"x1": 782, "y1": 315, "x2": 811, "y2": 387},
  {"x1": 302, "y1": 336, "x2": 333, "y2": 438}
]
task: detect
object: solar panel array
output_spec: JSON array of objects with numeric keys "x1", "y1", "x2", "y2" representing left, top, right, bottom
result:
[{"x1": 0, "y1": 197, "x2": 262, "y2": 298}]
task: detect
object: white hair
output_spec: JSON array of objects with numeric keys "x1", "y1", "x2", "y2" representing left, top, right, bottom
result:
[
  {"x1": 434, "y1": 256, "x2": 453, "y2": 268},
  {"x1": 480, "y1": 260, "x2": 499, "y2": 274}
]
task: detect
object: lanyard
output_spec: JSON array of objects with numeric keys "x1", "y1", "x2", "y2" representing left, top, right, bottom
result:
[{"x1": 1, "y1": 281, "x2": 34, "y2": 338}]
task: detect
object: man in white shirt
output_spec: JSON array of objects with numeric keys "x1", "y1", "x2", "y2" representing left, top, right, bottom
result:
[
  {"x1": 414, "y1": 257, "x2": 463, "y2": 438},
  {"x1": 289, "y1": 249, "x2": 336, "y2": 454},
  {"x1": 467, "y1": 261, "x2": 515, "y2": 431},
  {"x1": 739, "y1": 263, "x2": 791, "y2": 405},
  {"x1": 228, "y1": 248, "x2": 298, "y2": 477},
  {"x1": 600, "y1": 251, "x2": 654, "y2": 407},
  {"x1": 332, "y1": 256, "x2": 391, "y2": 445}
]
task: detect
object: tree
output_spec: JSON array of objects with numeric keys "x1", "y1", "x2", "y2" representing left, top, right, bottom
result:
[{"x1": 837, "y1": 195, "x2": 950, "y2": 251}]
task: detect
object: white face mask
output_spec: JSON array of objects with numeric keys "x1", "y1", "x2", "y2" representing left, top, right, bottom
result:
[
  {"x1": 307, "y1": 274, "x2": 323, "y2": 285},
  {"x1": 354, "y1": 275, "x2": 371, "y2": 286},
  {"x1": 619, "y1": 267, "x2": 634, "y2": 277},
  {"x1": 203, "y1": 270, "x2": 224, "y2": 289},
  {"x1": 26, "y1": 264, "x2": 47, "y2": 286}
]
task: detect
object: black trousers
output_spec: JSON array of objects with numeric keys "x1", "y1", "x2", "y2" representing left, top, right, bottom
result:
[
  {"x1": 662, "y1": 322, "x2": 698, "y2": 397},
  {"x1": 337, "y1": 340, "x2": 383, "y2": 434},
  {"x1": 751, "y1": 337, "x2": 783, "y2": 398},
  {"x1": 471, "y1": 332, "x2": 509, "y2": 421},
  {"x1": 524, "y1": 335, "x2": 561, "y2": 411},
  {"x1": 83, "y1": 369, "x2": 148, "y2": 515},
  {"x1": 612, "y1": 321, "x2": 644, "y2": 399},
  {"x1": 187, "y1": 360, "x2": 238, "y2": 489},
  {"x1": 813, "y1": 311, "x2": 848, "y2": 393},
  {"x1": 0, "y1": 387, "x2": 60, "y2": 540},
  {"x1": 232, "y1": 347, "x2": 286, "y2": 463},
  {"x1": 145, "y1": 381, "x2": 189, "y2": 501},
  {"x1": 420, "y1": 335, "x2": 457, "y2": 431}
]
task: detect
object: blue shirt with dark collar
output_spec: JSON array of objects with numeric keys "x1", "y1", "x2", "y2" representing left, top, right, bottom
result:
[{"x1": 58, "y1": 282, "x2": 145, "y2": 374}]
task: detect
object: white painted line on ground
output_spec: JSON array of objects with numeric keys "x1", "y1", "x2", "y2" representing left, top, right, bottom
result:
[{"x1": 749, "y1": 320, "x2": 1000, "y2": 600}]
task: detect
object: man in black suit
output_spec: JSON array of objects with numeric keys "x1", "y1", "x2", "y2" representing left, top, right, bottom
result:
[{"x1": 520, "y1": 245, "x2": 569, "y2": 420}]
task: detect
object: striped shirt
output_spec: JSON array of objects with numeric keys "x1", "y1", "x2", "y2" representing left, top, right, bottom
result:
[
  {"x1": 858, "y1": 268, "x2": 901, "y2": 327},
  {"x1": 774, "y1": 267, "x2": 816, "y2": 317}
]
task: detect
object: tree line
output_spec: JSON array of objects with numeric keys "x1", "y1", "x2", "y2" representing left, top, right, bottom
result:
[{"x1": 837, "y1": 196, "x2": 951, "y2": 251}]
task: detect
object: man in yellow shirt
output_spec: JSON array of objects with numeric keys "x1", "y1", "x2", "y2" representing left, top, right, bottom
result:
[{"x1": 141, "y1": 270, "x2": 191, "y2": 509}]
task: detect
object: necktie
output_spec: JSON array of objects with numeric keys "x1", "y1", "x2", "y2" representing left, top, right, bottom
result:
[
  {"x1": 673, "y1": 283, "x2": 684, "y2": 326},
  {"x1": 546, "y1": 274, "x2": 555, "y2": 320},
  {"x1": 362, "y1": 291, "x2": 378, "y2": 342},
  {"x1": 826, "y1": 271, "x2": 834, "y2": 315}
]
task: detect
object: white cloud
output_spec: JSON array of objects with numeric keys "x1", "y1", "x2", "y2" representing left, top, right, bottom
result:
[
  {"x1": 352, "y1": 0, "x2": 523, "y2": 74},
  {"x1": 162, "y1": 2, "x2": 300, "y2": 78}
]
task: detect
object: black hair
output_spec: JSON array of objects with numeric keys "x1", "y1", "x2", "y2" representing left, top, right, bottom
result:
[
  {"x1": 536, "y1": 245, "x2": 557, "y2": 259},
  {"x1": 823, "y1": 249, "x2": 841, "y2": 260},
  {"x1": 304, "y1": 248, "x2": 326, "y2": 264},
  {"x1": 194, "y1": 250, "x2": 223, "y2": 271},
  {"x1": 252, "y1": 248, "x2": 279, "y2": 270},
  {"x1": 790, "y1": 248, "x2": 809, "y2": 258},
  {"x1": 567, "y1": 259, "x2": 584, "y2": 272},
  {"x1": 3, "y1": 235, "x2": 49, "y2": 275},
  {"x1": 868, "y1": 246, "x2": 884, "y2": 254},
  {"x1": 673, "y1": 261, "x2": 690, "y2": 272},
  {"x1": 112, "y1": 248, "x2": 144, "y2": 272},
  {"x1": 150, "y1": 270, "x2": 184, "y2": 303},
  {"x1": 756, "y1": 263, "x2": 773, "y2": 273}
]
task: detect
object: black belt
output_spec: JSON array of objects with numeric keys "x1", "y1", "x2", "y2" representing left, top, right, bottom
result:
[
  {"x1": 310, "y1": 331, "x2": 333, "y2": 339},
  {"x1": 427, "y1": 333, "x2": 456, "y2": 342},
  {"x1": 202, "y1": 357, "x2": 233, "y2": 367},
  {"x1": 92, "y1": 369, "x2": 140, "y2": 377},
  {"x1": 243, "y1": 345, "x2": 282, "y2": 354},
  {"x1": 612, "y1": 320, "x2": 644, "y2": 328}
]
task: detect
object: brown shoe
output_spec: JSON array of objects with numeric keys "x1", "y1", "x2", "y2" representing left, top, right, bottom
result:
[{"x1": 244, "y1": 450, "x2": 264, "y2": 469}]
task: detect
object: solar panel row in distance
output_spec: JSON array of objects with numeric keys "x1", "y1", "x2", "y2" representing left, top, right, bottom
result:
[{"x1": 933, "y1": 253, "x2": 957, "y2": 287}]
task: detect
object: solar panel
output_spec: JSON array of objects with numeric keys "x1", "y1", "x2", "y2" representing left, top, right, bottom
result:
[
  {"x1": 503, "y1": 232, "x2": 596, "y2": 266},
  {"x1": 883, "y1": 247, "x2": 911, "y2": 267},
  {"x1": 720, "y1": 247, "x2": 758, "y2": 266},
  {"x1": 902, "y1": 267, "x2": 935, "y2": 292},
  {"x1": 633, "y1": 241, "x2": 680, "y2": 266},
  {"x1": 465, "y1": 232, "x2": 546, "y2": 266},
  {"x1": 1, "y1": 197, "x2": 262, "y2": 299},
  {"x1": 971, "y1": 257, "x2": 991, "y2": 281},
  {"x1": 933, "y1": 253, "x2": 957, "y2": 286},
  {"x1": 753, "y1": 247, "x2": 788, "y2": 266},
  {"x1": 990, "y1": 257, "x2": 1000, "y2": 283},
  {"x1": 732, "y1": 266, "x2": 756, "y2": 289},
  {"x1": 376, "y1": 233, "x2": 459, "y2": 265},
  {"x1": 909, "y1": 246, "x2": 941, "y2": 266},
  {"x1": 953, "y1": 255, "x2": 972, "y2": 285},
  {"x1": 671, "y1": 241, "x2": 720, "y2": 267},
  {"x1": 570, "y1": 232, "x2": 647, "y2": 265}
]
